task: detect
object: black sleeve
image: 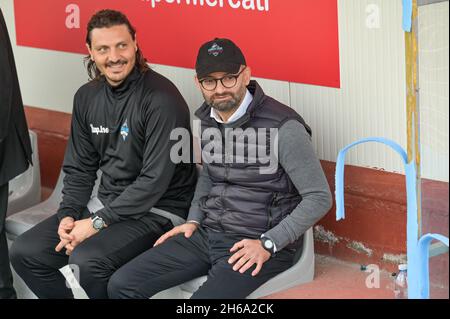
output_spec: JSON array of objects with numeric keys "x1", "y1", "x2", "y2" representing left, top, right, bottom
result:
[
  {"x1": 57, "y1": 91, "x2": 100, "y2": 222},
  {"x1": 0, "y1": 11, "x2": 13, "y2": 143},
  {"x1": 94, "y1": 94, "x2": 182, "y2": 225}
]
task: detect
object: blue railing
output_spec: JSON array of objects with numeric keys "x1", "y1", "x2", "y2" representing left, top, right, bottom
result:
[{"x1": 335, "y1": 137, "x2": 449, "y2": 299}]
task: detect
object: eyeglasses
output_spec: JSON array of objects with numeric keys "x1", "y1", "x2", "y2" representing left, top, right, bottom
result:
[{"x1": 199, "y1": 67, "x2": 246, "y2": 91}]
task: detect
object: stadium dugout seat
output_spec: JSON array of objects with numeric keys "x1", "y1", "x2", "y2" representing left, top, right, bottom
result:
[
  {"x1": 6, "y1": 130, "x2": 41, "y2": 217},
  {"x1": 6, "y1": 166, "x2": 314, "y2": 299}
]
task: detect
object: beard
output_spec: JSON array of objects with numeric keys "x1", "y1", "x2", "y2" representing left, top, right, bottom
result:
[
  {"x1": 210, "y1": 94, "x2": 239, "y2": 112},
  {"x1": 205, "y1": 85, "x2": 247, "y2": 113},
  {"x1": 106, "y1": 59, "x2": 127, "y2": 68},
  {"x1": 102, "y1": 59, "x2": 132, "y2": 85}
]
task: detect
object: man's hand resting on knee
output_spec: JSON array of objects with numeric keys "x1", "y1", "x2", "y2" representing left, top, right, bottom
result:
[
  {"x1": 228, "y1": 239, "x2": 271, "y2": 277},
  {"x1": 153, "y1": 222, "x2": 198, "y2": 247}
]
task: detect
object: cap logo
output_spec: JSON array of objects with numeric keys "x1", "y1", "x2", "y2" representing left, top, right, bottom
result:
[{"x1": 208, "y1": 43, "x2": 223, "y2": 57}]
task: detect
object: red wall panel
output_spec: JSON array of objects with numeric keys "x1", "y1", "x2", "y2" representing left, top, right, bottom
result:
[{"x1": 14, "y1": 0, "x2": 340, "y2": 87}]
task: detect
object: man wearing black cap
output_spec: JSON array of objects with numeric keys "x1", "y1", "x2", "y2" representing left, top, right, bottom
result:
[{"x1": 108, "y1": 38, "x2": 332, "y2": 299}]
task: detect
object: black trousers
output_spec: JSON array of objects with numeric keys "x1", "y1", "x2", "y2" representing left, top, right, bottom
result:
[
  {"x1": 0, "y1": 183, "x2": 17, "y2": 299},
  {"x1": 108, "y1": 227, "x2": 296, "y2": 299},
  {"x1": 9, "y1": 211, "x2": 173, "y2": 299}
]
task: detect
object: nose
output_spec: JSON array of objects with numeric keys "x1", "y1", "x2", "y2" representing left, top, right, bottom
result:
[{"x1": 108, "y1": 48, "x2": 121, "y2": 63}]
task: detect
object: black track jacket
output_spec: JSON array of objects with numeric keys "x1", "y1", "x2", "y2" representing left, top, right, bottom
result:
[{"x1": 57, "y1": 67, "x2": 197, "y2": 225}]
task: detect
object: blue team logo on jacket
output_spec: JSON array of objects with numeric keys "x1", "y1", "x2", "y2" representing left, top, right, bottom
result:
[{"x1": 120, "y1": 120, "x2": 129, "y2": 141}]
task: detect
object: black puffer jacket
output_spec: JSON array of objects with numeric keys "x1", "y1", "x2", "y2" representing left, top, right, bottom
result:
[{"x1": 195, "y1": 80, "x2": 311, "y2": 238}]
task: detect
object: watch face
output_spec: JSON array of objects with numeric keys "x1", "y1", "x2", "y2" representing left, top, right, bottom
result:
[
  {"x1": 264, "y1": 239, "x2": 273, "y2": 249},
  {"x1": 93, "y1": 218, "x2": 104, "y2": 229}
]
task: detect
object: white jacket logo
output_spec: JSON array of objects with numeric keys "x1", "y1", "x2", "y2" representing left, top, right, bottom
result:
[{"x1": 90, "y1": 124, "x2": 109, "y2": 135}]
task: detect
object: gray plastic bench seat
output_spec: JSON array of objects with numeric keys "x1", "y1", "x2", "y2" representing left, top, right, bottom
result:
[
  {"x1": 7, "y1": 130, "x2": 41, "y2": 217},
  {"x1": 6, "y1": 166, "x2": 315, "y2": 299},
  {"x1": 6, "y1": 170, "x2": 100, "y2": 241}
]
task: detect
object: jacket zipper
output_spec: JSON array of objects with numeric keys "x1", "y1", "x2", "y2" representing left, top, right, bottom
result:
[
  {"x1": 219, "y1": 165, "x2": 229, "y2": 231},
  {"x1": 268, "y1": 194, "x2": 277, "y2": 229}
]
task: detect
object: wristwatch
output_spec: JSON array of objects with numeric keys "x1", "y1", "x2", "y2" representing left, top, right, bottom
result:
[
  {"x1": 91, "y1": 215, "x2": 106, "y2": 231},
  {"x1": 260, "y1": 236, "x2": 276, "y2": 256}
]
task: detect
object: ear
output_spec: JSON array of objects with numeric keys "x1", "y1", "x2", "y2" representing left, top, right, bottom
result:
[
  {"x1": 243, "y1": 66, "x2": 252, "y2": 85},
  {"x1": 86, "y1": 44, "x2": 94, "y2": 60},
  {"x1": 134, "y1": 34, "x2": 138, "y2": 52}
]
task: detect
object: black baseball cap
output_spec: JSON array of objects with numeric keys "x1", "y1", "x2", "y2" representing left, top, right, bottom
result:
[{"x1": 195, "y1": 38, "x2": 246, "y2": 79}]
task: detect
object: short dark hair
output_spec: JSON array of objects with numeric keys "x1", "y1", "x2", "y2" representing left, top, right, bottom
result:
[{"x1": 84, "y1": 9, "x2": 149, "y2": 80}]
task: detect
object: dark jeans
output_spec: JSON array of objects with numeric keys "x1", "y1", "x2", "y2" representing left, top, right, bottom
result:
[
  {"x1": 108, "y1": 227, "x2": 296, "y2": 299},
  {"x1": 0, "y1": 183, "x2": 17, "y2": 299},
  {"x1": 9, "y1": 211, "x2": 173, "y2": 299}
]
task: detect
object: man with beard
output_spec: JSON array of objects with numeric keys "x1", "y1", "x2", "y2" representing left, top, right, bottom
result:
[
  {"x1": 9, "y1": 9, "x2": 197, "y2": 299},
  {"x1": 108, "y1": 38, "x2": 332, "y2": 299}
]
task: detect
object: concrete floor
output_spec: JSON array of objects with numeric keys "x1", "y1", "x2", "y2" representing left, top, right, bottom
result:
[
  {"x1": 38, "y1": 188, "x2": 450, "y2": 300},
  {"x1": 265, "y1": 255, "x2": 449, "y2": 299}
]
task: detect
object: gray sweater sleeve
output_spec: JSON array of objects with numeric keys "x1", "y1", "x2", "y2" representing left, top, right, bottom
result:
[
  {"x1": 264, "y1": 120, "x2": 332, "y2": 251},
  {"x1": 187, "y1": 164, "x2": 213, "y2": 223}
]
